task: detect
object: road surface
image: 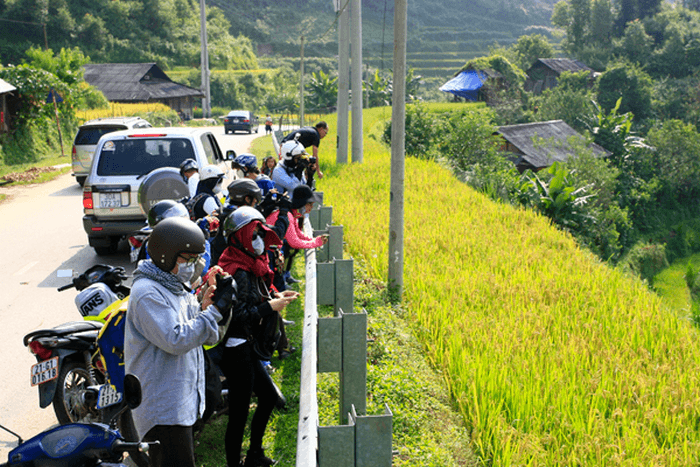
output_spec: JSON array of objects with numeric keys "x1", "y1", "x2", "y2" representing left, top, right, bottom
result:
[{"x1": 0, "y1": 126, "x2": 260, "y2": 458}]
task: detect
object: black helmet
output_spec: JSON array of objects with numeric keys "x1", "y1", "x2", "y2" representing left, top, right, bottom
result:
[
  {"x1": 179, "y1": 158, "x2": 198, "y2": 177},
  {"x1": 147, "y1": 199, "x2": 189, "y2": 227},
  {"x1": 222, "y1": 206, "x2": 265, "y2": 240},
  {"x1": 226, "y1": 179, "x2": 262, "y2": 206},
  {"x1": 147, "y1": 217, "x2": 206, "y2": 272}
]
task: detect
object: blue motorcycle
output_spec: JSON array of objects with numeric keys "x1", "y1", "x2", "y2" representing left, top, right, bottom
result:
[{"x1": 0, "y1": 375, "x2": 154, "y2": 467}]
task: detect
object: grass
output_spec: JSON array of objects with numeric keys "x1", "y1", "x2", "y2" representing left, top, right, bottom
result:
[{"x1": 654, "y1": 252, "x2": 700, "y2": 316}]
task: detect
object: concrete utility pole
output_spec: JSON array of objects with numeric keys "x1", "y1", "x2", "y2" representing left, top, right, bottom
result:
[
  {"x1": 300, "y1": 36, "x2": 305, "y2": 127},
  {"x1": 199, "y1": 0, "x2": 211, "y2": 118},
  {"x1": 350, "y1": 0, "x2": 363, "y2": 163},
  {"x1": 336, "y1": 0, "x2": 350, "y2": 165},
  {"x1": 388, "y1": 0, "x2": 407, "y2": 297}
]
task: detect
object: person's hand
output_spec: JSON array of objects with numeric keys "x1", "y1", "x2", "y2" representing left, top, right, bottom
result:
[
  {"x1": 317, "y1": 169, "x2": 324, "y2": 179},
  {"x1": 319, "y1": 234, "x2": 329, "y2": 245},
  {"x1": 269, "y1": 295, "x2": 296, "y2": 311},
  {"x1": 205, "y1": 266, "x2": 225, "y2": 288}
]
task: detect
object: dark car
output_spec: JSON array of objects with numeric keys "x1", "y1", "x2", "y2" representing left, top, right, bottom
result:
[{"x1": 224, "y1": 110, "x2": 259, "y2": 134}]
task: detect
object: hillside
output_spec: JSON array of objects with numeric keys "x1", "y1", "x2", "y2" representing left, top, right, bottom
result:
[
  {"x1": 0, "y1": 0, "x2": 559, "y2": 79},
  {"x1": 215, "y1": 0, "x2": 560, "y2": 77}
]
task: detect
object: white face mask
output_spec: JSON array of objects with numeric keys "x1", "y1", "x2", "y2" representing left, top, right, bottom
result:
[
  {"x1": 252, "y1": 236, "x2": 265, "y2": 256},
  {"x1": 175, "y1": 261, "x2": 196, "y2": 284}
]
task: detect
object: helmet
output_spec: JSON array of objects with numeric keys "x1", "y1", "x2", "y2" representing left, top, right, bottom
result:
[
  {"x1": 199, "y1": 165, "x2": 225, "y2": 181},
  {"x1": 222, "y1": 206, "x2": 265, "y2": 239},
  {"x1": 226, "y1": 178, "x2": 262, "y2": 206},
  {"x1": 232, "y1": 154, "x2": 259, "y2": 174},
  {"x1": 280, "y1": 139, "x2": 308, "y2": 161},
  {"x1": 179, "y1": 158, "x2": 198, "y2": 176},
  {"x1": 147, "y1": 217, "x2": 206, "y2": 272},
  {"x1": 147, "y1": 199, "x2": 189, "y2": 227}
]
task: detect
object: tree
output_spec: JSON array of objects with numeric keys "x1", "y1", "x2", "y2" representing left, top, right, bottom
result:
[
  {"x1": 590, "y1": 0, "x2": 614, "y2": 46},
  {"x1": 620, "y1": 19, "x2": 654, "y2": 66},
  {"x1": 511, "y1": 34, "x2": 555, "y2": 71},
  {"x1": 306, "y1": 70, "x2": 338, "y2": 112},
  {"x1": 596, "y1": 62, "x2": 653, "y2": 119}
]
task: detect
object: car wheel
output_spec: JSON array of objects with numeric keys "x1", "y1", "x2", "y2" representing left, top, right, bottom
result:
[
  {"x1": 94, "y1": 237, "x2": 119, "y2": 256},
  {"x1": 76, "y1": 176, "x2": 86, "y2": 187},
  {"x1": 248, "y1": 128, "x2": 252, "y2": 134}
]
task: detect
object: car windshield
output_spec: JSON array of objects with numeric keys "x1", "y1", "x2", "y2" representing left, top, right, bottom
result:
[
  {"x1": 75, "y1": 126, "x2": 126, "y2": 145},
  {"x1": 96, "y1": 138, "x2": 195, "y2": 176}
]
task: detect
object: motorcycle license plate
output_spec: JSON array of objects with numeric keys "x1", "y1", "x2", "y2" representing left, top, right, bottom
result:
[
  {"x1": 130, "y1": 245, "x2": 140, "y2": 263},
  {"x1": 30, "y1": 357, "x2": 59, "y2": 386},
  {"x1": 97, "y1": 384, "x2": 123, "y2": 409}
]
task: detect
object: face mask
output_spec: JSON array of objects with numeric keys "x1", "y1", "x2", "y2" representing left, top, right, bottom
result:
[
  {"x1": 175, "y1": 261, "x2": 196, "y2": 284},
  {"x1": 252, "y1": 235, "x2": 265, "y2": 256}
]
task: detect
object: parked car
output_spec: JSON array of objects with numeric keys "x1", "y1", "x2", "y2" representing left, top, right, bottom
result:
[
  {"x1": 224, "y1": 110, "x2": 259, "y2": 134},
  {"x1": 71, "y1": 117, "x2": 152, "y2": 186},
  {"x1": 82, "y1": 127, "x2": 232, "y2": 255}
]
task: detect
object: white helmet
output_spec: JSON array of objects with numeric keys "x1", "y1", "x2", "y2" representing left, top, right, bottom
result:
[
  {"x1": 199, "y1": 165, "x2": 225, "y2": 181},
  {"x1": 280, "y1": 139, "x2": 308, "y2": 161}
]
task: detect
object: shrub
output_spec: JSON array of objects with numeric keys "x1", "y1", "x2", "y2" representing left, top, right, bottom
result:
[{"x1": 620, "y1": 241, "x2": 669, "y2": 284}]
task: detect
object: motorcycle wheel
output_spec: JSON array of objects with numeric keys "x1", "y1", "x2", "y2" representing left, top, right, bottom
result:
[
  {"x1": 117, "y1": 410, "x2": 150, "y2": 467},
  {"x1": 52, "y1": 360, "x2": 100, "y2": 424}
]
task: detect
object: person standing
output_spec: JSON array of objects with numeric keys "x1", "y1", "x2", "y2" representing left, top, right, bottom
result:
[
  {"x1": 264, "y1": 114, "x2": 273, "y2": 135},
  {"x1": 124, "y1": 217, "x2": 236, "y2": 467},
  {"x1": 280, "y1": 121, "x2": 328, "y2": 178},
  {"x1": 218, "y1": 206, "x2": 299, "y2": 467}
]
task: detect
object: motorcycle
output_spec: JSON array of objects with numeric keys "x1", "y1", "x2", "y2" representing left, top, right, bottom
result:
[
  {"x1": 23, "y1": 265, "x2": 130, "y2": 425},
  {"x1": 0, "y1": 374, "x2": 155, "y2": 467}
]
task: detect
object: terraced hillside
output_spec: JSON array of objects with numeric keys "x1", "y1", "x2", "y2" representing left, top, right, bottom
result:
[{"x1": 212, "y1": 0, "x2": 559, "y2": 80}]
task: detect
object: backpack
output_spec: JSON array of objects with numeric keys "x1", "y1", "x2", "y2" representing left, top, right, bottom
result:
[{"x1": 181, "y1": 193, "x2": 208, "y2": 220}]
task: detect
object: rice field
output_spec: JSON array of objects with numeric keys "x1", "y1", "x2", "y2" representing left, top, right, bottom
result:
[
  {"x1": 77, "y1": 102, "x2": 175, "y2": 124},
  {"x1": 319, "y1": 106, "x2": 700, "y2": 465}
]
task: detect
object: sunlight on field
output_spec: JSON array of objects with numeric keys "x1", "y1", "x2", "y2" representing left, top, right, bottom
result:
[
  {"x1": 319, "y1": 105, "x2": 700, "y2": 466},
  {"x1": 77, "y1": 103, "x2": 173, "y2": 123}
]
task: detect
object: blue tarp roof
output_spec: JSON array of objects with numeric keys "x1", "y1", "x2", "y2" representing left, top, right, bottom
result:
[{"x1": 439, "y1": 70, "x2": 487, "y2": 101}]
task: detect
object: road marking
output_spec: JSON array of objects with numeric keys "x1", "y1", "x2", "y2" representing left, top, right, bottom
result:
[{"x1": 14, "y1": 261, "x2": 38, "y2": 276}]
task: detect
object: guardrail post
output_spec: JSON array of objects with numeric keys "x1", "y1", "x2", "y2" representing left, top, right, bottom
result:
[
  {"x1": 318, "y1": 423, "x2": 355, "y2": 467},
  {"x1": 339, "y1": 309, "x2": 366, "y2": 424},
  {"x1": 334, "y1": 259, "x2": 354, "y2": 316},
  {"x1": 352, "y1": 404, "x2": 393, "y2": 467},
  {"x1": 317, "y1": 316, "x2": 342, "y2": 373},
  {"x1": 310, "y1": 205, "x2": 333, "y2": 231},
  {"x1": 315, "y1": 224, "x2": 343, "y2": 263}
]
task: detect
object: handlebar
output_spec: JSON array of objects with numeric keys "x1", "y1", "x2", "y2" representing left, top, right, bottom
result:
[
  {"x1": 112, "y1": 439, "x2": 159, "y2": 454},
  {"x1": 57, "y1": 283, "x2": 76, "y2": 292}
]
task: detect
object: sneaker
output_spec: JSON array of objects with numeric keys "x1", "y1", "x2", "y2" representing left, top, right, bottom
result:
[
  {"x1": 277, "y1": 347, "x2": 296, "y2": 360},
  {"x1": 282, "y1": 319, "x2": 295, "y2": 326},
  {"x1": 244, "y1": 448, "x2": 274, "y2": 466},
  {"x1": 284, "y1": 272, "x2": 300, "y2": 284}
]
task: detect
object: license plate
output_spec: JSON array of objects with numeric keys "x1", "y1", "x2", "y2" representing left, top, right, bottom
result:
[
  {"x1": 130, "y1": 245, "x2": 140, "y2": 263},
  {"x1": 97, "y1": 384, "x2": 123, "y2": 409},
  {"x1": 100, "y1": 192, "x2": 122, "y2": 208},
  {"x1": 30, "y1": 357, "x2": 59, "y2": 386}
]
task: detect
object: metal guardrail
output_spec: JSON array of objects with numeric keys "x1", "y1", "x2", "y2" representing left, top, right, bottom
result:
[{"x1": 296, "y1": 203, "x2": 393, "y2": 467}]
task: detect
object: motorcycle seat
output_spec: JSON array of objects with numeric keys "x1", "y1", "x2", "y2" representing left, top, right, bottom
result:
[{"x1": 23, "y1": 321, "x2": 103, "y2": 345}]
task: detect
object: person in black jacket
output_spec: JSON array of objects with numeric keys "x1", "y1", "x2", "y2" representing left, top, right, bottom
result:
[{"x1": 216, "y1": 206, "x2": 298, "y2": 467}]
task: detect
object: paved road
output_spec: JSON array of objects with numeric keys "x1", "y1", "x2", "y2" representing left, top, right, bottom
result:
[{"x1": 0, "y1": 125, "x2": 260, "y2": 458}]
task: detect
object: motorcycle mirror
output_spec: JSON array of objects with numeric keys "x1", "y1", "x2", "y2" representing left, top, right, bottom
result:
[{"x1": 123, "y1": 374, "x2": 142, "y2": 410}]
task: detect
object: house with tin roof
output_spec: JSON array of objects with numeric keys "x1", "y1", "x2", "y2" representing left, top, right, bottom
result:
[
  {"x1": 524, "y1": 58, "x2": 597, "y2": 94},
  {"x1": 496, "y1": 120, "x2": 610, "y2": 173},
  {"x1": 82, "y1": 63, "x2": 203, "y2": 120}
]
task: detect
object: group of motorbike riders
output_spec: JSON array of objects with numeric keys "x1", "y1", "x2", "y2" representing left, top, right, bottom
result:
[{"x1": 125, "y1": 131, "x2": 328, "y2": 467}]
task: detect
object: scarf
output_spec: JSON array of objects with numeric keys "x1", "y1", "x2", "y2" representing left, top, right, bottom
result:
[
  {"x1": 133, "y1": 259, "x2": 187, "y2": 296},
  {"x1": 218, "y1": 221, "x2": 276, "y2": 283}
]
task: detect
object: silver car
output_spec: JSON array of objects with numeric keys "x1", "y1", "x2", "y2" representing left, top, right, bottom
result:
[
  {"x1": 71, "y1": 117, "x2": 152, "y2": 186},
  {"x1": 82, "y1": 127, "x2": 231, "y2": 255}
]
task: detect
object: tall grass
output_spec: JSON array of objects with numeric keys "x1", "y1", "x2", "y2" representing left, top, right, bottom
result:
[
  {"x1": 318, "y1": 106, "x2": 700, "y2": 465},
  {"x1": 77, "y1": 102, "x2": 178, "y2": 125}
]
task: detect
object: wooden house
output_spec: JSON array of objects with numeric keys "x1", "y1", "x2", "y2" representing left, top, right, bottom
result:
[
  {"x1": 440, "y1": 66, "x2": 504, "y2": 103},
  {"x1": 524, "y1": 58, "x2": 596, "y2": 94},
  {"x1": 0, "y1": 78, "x2": 16, "y2": 134},
  {"x1": 496, "y1": 120, "x2": 609, "y2": 173},
  {"x1": 82, "y1": 63, "x2": 204, "y2": 120}
]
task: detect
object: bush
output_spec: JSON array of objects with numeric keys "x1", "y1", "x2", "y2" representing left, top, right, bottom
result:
[{"x1": 620, "y1": 241, "x2": 669, "y2": 285}]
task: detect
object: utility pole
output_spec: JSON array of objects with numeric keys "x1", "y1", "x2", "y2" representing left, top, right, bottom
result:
[
  {"x1": 336, "y1": 0, "x2": 350, "y2": 165},
  {"x1": 300, "y1": 36, "x2": 305, "y2": 127},
  {"x1": 199, "y1": 0, "x2": 211, "y2": 118},
  {"x1": 388, "y1": 0, "x2": 407, "y2": 298},
  {"x1": 350, "y1": 0, "x2": 363, "y2": 163}
]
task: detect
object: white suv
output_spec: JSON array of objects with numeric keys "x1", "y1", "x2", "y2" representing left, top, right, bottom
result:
[
  {"x1": 71, "y1": 117, "x2": 152, "y2": 186},
  {"x1": 82, "y1": 127, "x2": 232, "y2": 255}
]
